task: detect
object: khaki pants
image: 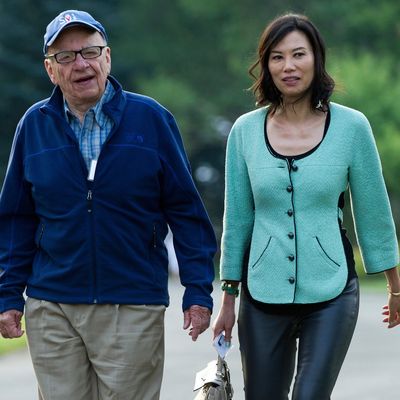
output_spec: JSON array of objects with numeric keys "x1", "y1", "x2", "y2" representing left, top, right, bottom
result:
[{"x1": 25, "y1": 298, "x2": 165, "y2": 400}]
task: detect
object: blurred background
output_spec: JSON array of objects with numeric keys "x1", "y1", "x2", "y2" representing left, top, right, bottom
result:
[{"x1": 0, "y1": 0, "x2": 399, "y2": 285}]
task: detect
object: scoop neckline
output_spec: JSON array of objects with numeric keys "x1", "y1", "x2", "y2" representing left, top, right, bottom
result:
[{"x1": 264, "y1": 107, "x2": 331, "y2": 161}]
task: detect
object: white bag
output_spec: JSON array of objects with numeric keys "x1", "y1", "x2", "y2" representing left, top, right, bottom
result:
[{"x1": 193, "y1": 355, "x2": 234, "y2": 400}]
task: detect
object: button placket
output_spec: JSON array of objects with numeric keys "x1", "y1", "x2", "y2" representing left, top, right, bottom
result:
[{"x1": 286, "y1": 159, "x2": 298, "y2": 293}]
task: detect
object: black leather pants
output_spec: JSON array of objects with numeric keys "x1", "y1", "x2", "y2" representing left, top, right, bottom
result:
[{"x1": 238, "y1": 278, "x2": 359, "y2": 400}]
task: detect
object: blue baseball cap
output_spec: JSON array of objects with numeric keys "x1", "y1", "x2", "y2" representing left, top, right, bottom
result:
[{"x1": 43, "y1": 10, "x2": 108, "y2": 54}]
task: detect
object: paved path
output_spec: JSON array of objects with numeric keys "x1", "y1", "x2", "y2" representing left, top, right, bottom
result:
[{"x1": 0, "y1": 279, "x2": 397, "y2": 399}]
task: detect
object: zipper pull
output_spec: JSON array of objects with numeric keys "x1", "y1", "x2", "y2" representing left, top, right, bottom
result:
[{"x1": 87, "y1": 190, "x2": 93, "y2": 213}]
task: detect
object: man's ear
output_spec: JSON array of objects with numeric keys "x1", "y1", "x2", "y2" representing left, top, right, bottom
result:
[
  {"x1": 105, "y1": 46, "x2": 111, "y2": 75},
  {"x1": 44, "y1": 59, "x2": 58, "y2": 85}
]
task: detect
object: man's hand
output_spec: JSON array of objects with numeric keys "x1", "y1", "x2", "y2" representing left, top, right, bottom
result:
[
  {"x1": 0, "y1": 310, "x2": 24, "y2": 339},
  {"x1": 183, "y1": 305, "x2": 211, "y2": 341}
]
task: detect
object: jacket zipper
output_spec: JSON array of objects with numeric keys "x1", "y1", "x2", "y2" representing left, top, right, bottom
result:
[
  {"x1": 87, "y1": 189, "x2": 98, "y2": 303},
  {"x1": 153, "y1": 224, "x2": 157, "y2": 248}
]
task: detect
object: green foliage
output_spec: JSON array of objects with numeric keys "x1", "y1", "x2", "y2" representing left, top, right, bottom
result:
[
  {"x1": 330, "y1": 52, "x2": 400, "y2": 205},
  {"x1": 330, "y1": 53, "x2": 400, "y2": 129},
  {"x1": 139, "y1": 75, "x2": 203, "y2": 143},
  {"x1": 0, "y1": 337, "x2": 26, "y2": 356}
]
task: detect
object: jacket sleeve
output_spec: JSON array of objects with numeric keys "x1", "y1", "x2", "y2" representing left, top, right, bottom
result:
[
  {"x1": 348, "y1": 114, "x2": 399, "y2": 273},
  {"x1": 219, "y1": 121, "x2": 255, "y2": 281},
  {"x1": 158, "y1": 112, "x2": 217, "y2": 312},
  {"x1": 0, "y1": 123, "x2": 38, "y2": 313}
]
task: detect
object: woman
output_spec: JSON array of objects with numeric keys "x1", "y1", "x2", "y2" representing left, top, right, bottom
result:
[{"x1": 212, "y1": 13, "x2": 400, "y2": 400}]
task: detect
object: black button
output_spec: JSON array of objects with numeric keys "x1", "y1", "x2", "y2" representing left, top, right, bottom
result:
[
  {"x1": 288, "y1": 232, "x2": 294, "y2": 239},
  {"x1": 292, "y1": 164, "x2": 298, "y2": 172},
  {"x1": 288, "y1": 277, "x2": 295, "y2": 284},
  {"x1": 288, "y1": 255, "x2": 295, "y2": 262},
  {"x1": 287, "y1": 209, "x2": 293, "y2": 217},
  {"x1": 286, "y1": 185, "x2": 293, "y2": 193}
]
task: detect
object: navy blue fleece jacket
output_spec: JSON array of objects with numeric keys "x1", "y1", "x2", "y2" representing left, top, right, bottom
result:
[{"x1": 0, "y1": 76, "x2": 216, "y2": 313}]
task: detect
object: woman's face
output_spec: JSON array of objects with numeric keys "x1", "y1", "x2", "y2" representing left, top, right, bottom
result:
[{"x1": 268, "y1": 30, "x2": 315, "y2": 102}]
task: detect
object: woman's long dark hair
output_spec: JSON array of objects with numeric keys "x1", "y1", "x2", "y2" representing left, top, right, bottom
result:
[{"x1": 249, "y1": 13, "x2": 335, "y2": 112}]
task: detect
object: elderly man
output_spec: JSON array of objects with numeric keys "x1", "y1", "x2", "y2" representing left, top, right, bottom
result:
[{"x1": 0, "y1": 10, "x2": 216, "y2": 400}]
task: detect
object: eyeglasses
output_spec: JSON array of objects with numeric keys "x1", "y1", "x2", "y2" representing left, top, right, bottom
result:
[{"x1": 45, "y1": 46, "x2": 106, "y2": 64}]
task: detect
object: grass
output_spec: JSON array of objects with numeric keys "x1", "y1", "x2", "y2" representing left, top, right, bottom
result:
[{"x1": 0, "y1": 335, "x2": 27, "y2": 356}]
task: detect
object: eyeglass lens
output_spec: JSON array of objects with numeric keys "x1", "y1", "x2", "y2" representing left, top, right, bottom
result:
[{"x1": 55, "y1": 46, "x2": 103, "y2": 63}]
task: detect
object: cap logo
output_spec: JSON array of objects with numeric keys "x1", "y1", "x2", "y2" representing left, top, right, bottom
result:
[{"x1": 59, "y1": 13, "x2": 76, "y2": 26}]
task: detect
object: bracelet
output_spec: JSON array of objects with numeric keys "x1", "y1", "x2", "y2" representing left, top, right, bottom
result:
[
  {"x1": 221, "y1": 281, "x2": 239, "y2": 297},
  {"x1": 387, "y1": 285, "x2": 400, "y2": 296}
]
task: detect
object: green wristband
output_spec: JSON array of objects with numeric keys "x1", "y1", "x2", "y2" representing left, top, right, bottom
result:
[{"x1": 221, "y1": 282, "x2": 239, "y2": 297}]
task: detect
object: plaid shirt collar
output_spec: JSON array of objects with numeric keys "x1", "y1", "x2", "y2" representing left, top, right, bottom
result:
[{"x1": 64, "y1": 81, "x2": 115, "y2": 126}]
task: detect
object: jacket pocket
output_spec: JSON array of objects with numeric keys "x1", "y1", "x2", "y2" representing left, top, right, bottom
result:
[
  {"x1": 251, "y1": 236, "x2": 273, "y2": 271},
  {"x1": 313, "y1": 236, "x2": 340, "y2": 271}
]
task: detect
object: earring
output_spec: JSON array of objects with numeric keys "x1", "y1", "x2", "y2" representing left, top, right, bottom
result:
[{"x1": 316, "y1": 100, "x2": 323, "y2": 110}]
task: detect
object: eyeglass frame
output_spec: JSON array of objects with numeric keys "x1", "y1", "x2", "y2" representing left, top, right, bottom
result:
[{"x1": 45, "y1": 45, "x2": 107, "y2": 64}]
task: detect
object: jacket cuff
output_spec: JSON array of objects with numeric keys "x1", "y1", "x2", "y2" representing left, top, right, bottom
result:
[{"x1": 182, "y1": 285, "x2": 213, "y2": 313}]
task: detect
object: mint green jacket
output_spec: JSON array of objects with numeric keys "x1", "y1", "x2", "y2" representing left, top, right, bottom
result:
[{"x1": 220, "y1": 103, "x2": 399, "y2": 303}]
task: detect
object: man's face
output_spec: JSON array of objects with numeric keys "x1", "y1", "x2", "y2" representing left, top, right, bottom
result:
[{"x1": 44, "y1": 26, "x2": 111, "y2": 112}]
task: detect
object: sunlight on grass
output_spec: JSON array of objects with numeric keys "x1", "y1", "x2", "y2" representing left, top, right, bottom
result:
[{"x1": 0, "y1": 335, "x2": 27, "y2": 356}]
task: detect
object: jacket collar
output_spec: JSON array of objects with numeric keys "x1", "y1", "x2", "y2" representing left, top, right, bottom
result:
[{"x1": 40, "y1": 75, "x2": 126, "y2": 129}]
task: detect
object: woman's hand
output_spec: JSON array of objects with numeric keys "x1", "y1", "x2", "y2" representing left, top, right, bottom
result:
[
  {"x1": 212, "y1": 293, "x2": 237, "y2": 342},
  {"x1": 383, "y1": 267, "x2": 400, "y2": 328},
  {"x1": 382, "y1": 294, "x2": 400, "y2": 328}
]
